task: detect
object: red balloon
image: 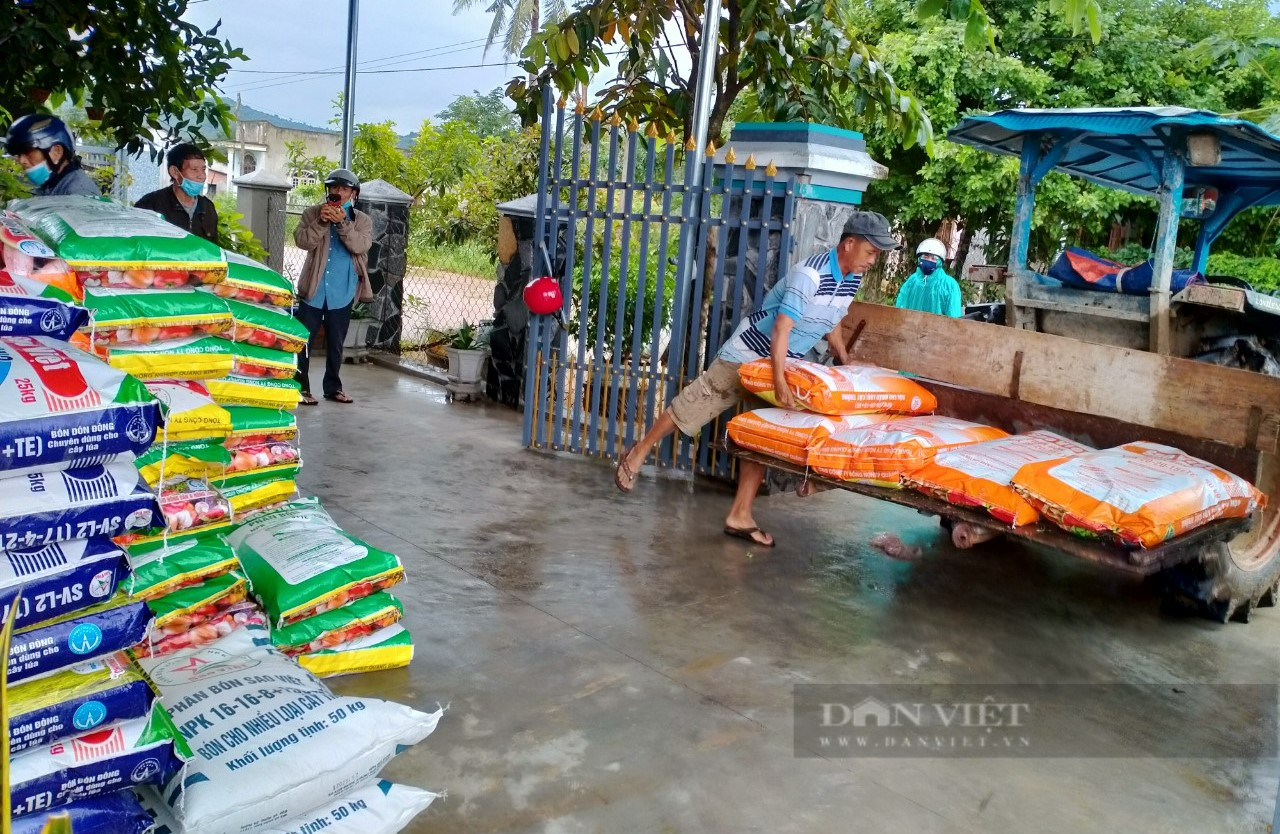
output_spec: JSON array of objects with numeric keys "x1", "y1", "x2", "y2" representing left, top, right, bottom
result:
[{"x1": 523, "y1": 276, "x2": 563, "y2": 316}]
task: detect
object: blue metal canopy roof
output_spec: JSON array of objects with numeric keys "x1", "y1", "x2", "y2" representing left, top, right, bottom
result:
[{"x1": 948, "y1": 107, "x2": 1280, "y2": 206}]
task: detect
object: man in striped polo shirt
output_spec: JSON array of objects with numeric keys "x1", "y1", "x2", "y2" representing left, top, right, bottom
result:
[{"x1": 614, "y1": 211, "x2": 900, "y2": 547}]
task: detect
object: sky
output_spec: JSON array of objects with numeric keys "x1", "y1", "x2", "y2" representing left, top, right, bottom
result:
[{"x1": 184, "y1": 0, "x2": 525, "y2": 134}]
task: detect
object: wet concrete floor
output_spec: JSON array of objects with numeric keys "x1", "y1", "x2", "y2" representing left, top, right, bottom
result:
[{"x1": 299, "y1": 365, "x2": 1280, "y2": 834}]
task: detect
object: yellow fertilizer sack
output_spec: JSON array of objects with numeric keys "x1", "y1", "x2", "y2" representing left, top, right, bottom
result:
[
  {"x1": 739, "y1": 358, "x2": 937, "y2": 416},
  {"x1": 145, "y1": 380, "x2": 230, "y2": 442},
  {"x1": 809, "y1": 416, "x2": 1009, "y2": 487},
  {"x1": 103, "y1": 335, "x2": 234, "y2": 381},
  {"x1": 228, "y1": 498, "x2": 405, "y2": 627},
  {"x1": 216, "y1": 475, "x2": 297, "y2": 515},
  {"x1": 726, "y1": 408, "x2": 897, "y2": 466},
  {"x1": 1011, "y1": 441, "x2": 1267, "y2": 548},
  {"x1": 297, "y1": 623, "x2": 415, "y2": 679},
  {"x1": 905, "y1": 431, "x2": 1094, "y2": 527},
  {"x1": 205, "y1": 373, "x2": 302, "y2": 410}
]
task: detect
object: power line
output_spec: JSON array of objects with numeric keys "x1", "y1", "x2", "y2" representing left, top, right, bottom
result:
[{"x1": 227, "y1": 38, "x2": 494, "y2": 94}]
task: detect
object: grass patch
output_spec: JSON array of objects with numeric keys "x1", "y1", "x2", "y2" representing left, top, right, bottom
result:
[{"x1": 407, "y1": 238, "x2": 495, "y2": 279}]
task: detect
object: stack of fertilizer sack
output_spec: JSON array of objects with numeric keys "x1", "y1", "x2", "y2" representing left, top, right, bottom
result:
[
  {"x1": 0, "y1": 223, "x2": 184, "y2": 833},
  {"x1": 5, "y1": 196, "x2": 438, "y2": 834},
  {"x1": 727, "y1": 357, "x2": 1267, "y2": 548}
]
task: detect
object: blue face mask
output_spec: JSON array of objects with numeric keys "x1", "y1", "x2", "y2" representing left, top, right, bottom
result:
[
  {"x1": 341, "y1": 200, "x2": 352, "y2": 210},
  {"x1": 24, "y1": 161, "x2": 51, "y2": 187},
  {"x1": 919, "y1": 258, "x2": 939, "y2": 275},
  {"x1": 180, "y1": 177, "x2": 205, "y2": 198}
]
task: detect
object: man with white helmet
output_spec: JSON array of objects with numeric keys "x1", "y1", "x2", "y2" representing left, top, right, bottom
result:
[{"x1": 895, "y1": 237, "x2": 962, "y2": 317}]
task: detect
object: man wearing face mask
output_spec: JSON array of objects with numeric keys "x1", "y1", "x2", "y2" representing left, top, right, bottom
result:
[
  {"x1": 134, "y1": 144, "x2": 219, "y2": 242},
  {"x1": 4, "y1": 114, "x2": 101, "y2": 197},
  {"x1": 895, "y1": 237, "x2": 963, "y2": 317},
  {"x1": 292, "y1": 168, "x2": 374, "y2": 405}
]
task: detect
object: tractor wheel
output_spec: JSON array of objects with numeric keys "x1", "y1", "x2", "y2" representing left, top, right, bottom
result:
[{"x1": 1161, "y1": 453, "x2": 1280, "y2": 623}]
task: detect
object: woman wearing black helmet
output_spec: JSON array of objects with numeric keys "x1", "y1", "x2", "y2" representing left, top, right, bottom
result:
[{"x1": 4, "y1": 114, "x2": 101, "y2": 197}]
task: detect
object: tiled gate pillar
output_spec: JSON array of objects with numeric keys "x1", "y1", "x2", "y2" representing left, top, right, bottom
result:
[
  {"x1": 355, "y1": 179, "x2": 413, "y2": 352},
  {"x1": 711, "y1": 123, "x2": 889, "y2": 348}
]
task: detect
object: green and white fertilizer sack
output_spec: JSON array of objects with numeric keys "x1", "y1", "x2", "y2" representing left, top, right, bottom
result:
[
  {"x1": 228, "y1": 498, "x2": 405, "y2": 626},
  {"x1": 0, "y1": 334, "x2": 160, "y2": 477},
  {"x1": 11, "y1": 195, "x2": 227, "y2": 289},
  {"x1": 142, "y1": 779, "x2": 440, "y2": 834},
  {"x1": 9, "y1": 702, "x2": 187, "y2": 819},
  {"x1": 135, "y1": 625, "x2": 442, "y2": 834}
]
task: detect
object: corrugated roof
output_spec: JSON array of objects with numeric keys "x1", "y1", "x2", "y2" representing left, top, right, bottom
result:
[{"x1": 948, "y1": 107, "x2": 1280, "y2": 205}]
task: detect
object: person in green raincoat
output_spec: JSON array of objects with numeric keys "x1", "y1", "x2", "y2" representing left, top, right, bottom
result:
[{"x1": 895, "y1": 237, "x2": 963, "y2": 317}]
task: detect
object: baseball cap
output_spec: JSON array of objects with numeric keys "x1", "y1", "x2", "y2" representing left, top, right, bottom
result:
[{"x1": 841, "y1": 211, "x2": 901, "y2": 251}]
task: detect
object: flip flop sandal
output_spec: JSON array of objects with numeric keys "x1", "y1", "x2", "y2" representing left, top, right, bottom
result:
[
  {"x1": 724, "y1": 525, "x2": 776, "y2": 547},
  {"x1": 614, "y1": 444, "x2": 638, "y2": 493},
  {"x1": 324, "y1": 392, "x2": 354, "y2": 403},
  {"x1": 300, "y1": 393, "x2": 319, "y2": 406}
]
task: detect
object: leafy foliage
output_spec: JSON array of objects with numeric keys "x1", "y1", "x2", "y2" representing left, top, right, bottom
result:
[
  {"x1": 436, "y1": 88, "x2": 520, "y2": 139},
  {"x1": 2, "y1": 2, "x2": 245, "y2": 157},
  {"x1": 214, "y1": 194, "x2": 269, "y2": 262},
  {"x1": 453, "y1": 0, "x2": 570, "y2": 58},
  {"x1": 507, "y1": 0, "x2": 934, "y2": 150},
  {"x1": 851, "y1": 0, "x2": 1280, "y2": 265}
]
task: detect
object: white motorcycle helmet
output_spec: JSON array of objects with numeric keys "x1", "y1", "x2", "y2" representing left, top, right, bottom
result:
[{"x1": 916, "y1": 238, "x2": 947, "y2": 259}]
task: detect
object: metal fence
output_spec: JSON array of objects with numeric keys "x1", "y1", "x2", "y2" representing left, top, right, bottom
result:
[{"x1": 523, "y1": 89, "x2": 798, "y2": 478}]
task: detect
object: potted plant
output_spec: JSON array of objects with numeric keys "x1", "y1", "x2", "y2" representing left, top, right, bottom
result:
[{"x1": 445, "y1": 321, "x2": 490, "y2": 389}]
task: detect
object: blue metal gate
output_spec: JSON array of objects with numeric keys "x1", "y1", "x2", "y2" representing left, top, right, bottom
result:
[{"x1": 522, "y1": 88, "x2": 797, "y2": 478}]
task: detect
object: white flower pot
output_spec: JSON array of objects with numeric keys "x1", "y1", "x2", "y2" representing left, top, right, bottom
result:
[{"x1": 446, "y1": 347, "x2": 489, "y2": 385}]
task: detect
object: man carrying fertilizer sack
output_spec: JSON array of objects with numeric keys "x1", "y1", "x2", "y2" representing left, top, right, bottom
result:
[
  {"x1": 614, "y1": 211, "x2": 900, "y2": 547},
  {"x1": 134, "y1": 143, "x2": 219, "y2": 242},
  {"x1": 293, "y1": 168, "x2": 374, "y2": 405},
  {"x1": 895, "y1": 237, "x2": 963, "y2": 317},
  {"x1": 4, "y1": 114, "x2": 101, "y2": 197}
]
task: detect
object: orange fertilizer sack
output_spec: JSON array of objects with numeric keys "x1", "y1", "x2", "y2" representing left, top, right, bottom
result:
[
  {"x1": 738, "y1": 358, "x2": 936, "y2": 416},
  {"x1": 726, "y1": 408, "x2": 896, "y2": 466},
  {"x1": 905, "y1": 431, "x2": 1093, "y2": 526},
  {"x1": 809, "y1": 416, "x2": 1008, "y2": 487},
  {"x1": 1010, "y1": 441, "x2": 1266, "y2": 548}
]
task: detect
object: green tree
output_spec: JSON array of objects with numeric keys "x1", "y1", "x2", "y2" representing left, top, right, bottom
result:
[
  {"x1": 437, "y1": 88, "x2": 519, "y2": 139},
  {"x1": 845, "y1": 0, "x2": 1280, "y2": 268},
  {"x1": 351, "y1": 121, "x2": 407, "y2": 187},
  {"x1": 453, "y1": 0, "x2": 570, "y2": 58},
  {"x1": 404, "y1": 120, "x2": 484, "y2": 200},
  {"x1": 508, "y1": 0, "x2": 934, "y2": 149},
  {"x1": 2, "y1": 2, "x2": 245, "y2": 157}
]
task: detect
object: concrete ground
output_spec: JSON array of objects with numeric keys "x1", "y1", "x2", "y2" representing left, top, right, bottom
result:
[{"x1": 298, "y1": 365, "x2": 1280, "y2": 834}]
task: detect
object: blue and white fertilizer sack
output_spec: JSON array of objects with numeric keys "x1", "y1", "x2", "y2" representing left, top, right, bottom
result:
[
  {"x1": 8, "y1": 651, "x2": 155, "y2": 754},
  {"x1": 0, "y1": 335, "x2": 160, "y2": 477},
  {"x1": 0, "y1": 270, "x2": 88, "y2": 340},
  {"x1": 136, "y1": 625, "x2": 442, "y2": 834},
  {"x1": 7, "y1": 593, "x2": 151, "y2": 684},
  {"x1": 12, "y1": 791, "x2": 153, "y2": 834},
  {"x1": 141, "y1": 779, "x2": 441, "y2": 834},
  {"x1": 0, "y1": 537, "x2": 129, "y2": 630},
  {"x1": 9, "y1": 702, "x2": 186, "y2": 819},
  {"x1": 0, "y1": 461, "x2": 161, "y2": 551}
]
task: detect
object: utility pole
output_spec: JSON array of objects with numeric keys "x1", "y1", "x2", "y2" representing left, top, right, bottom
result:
[{"x1": 341, "y1": 0, "x2": 360, "y2": 168}]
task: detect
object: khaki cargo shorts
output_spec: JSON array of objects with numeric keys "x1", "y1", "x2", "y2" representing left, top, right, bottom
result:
[{"x1": 667, "y1": 358, "x2": 746, "y2": 437}]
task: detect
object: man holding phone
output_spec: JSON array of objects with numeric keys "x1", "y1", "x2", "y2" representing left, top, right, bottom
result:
[{"x1": 293, "y1": 168, "x2": 374, "y2": 405}]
